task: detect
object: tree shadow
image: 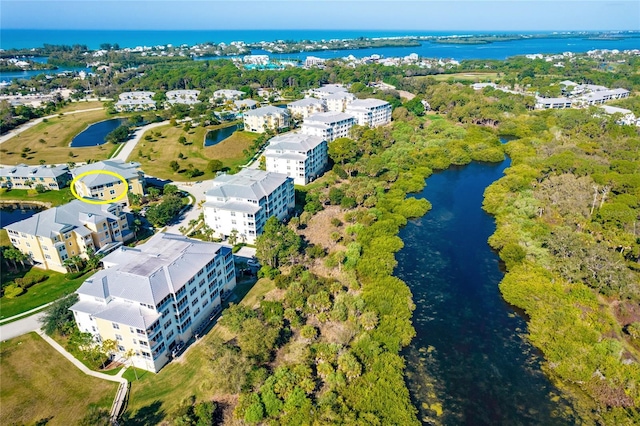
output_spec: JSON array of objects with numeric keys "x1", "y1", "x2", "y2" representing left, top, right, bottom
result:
[{"x1": 120, "y1": 400, "x2": 165, "y2": 426}]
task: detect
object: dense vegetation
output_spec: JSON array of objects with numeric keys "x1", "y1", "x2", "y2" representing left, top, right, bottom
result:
[{"x1": 482, "y1": 109, "x2": 640, "y2": 423}]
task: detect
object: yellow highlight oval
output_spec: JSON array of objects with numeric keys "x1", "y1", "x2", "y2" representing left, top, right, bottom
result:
[{"x1": 70, "y1": 170, "x2": 129, "y2": 205}]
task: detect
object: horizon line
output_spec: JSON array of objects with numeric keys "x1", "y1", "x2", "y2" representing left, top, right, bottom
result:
[{"x1": 2, "y1": 28, "x2": 639, "y2": 32}]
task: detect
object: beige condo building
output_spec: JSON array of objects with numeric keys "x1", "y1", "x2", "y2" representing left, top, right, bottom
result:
[
  {"x1": 4, "y1": 200, "x2": 132, "y2": 273},
  {"x1": 72, "y1": 160, "x2": 145, "y2": 204}
]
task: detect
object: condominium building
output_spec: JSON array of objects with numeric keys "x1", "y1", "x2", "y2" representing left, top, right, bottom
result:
[
  {"x1": 301, "y1": 111, "x2": 356, "y2": 142},
  {"x1": 166, "y1": 90, "x2": 201, "y2": 106},
  {"x1": 234, "y1": 99, "x2": 258, "y2": 110},
  {"x1": 307, "y1": 84, "x2": 349, "y2": 98},
  {"x1": 575, "y1": 88, "x2": 630, "y2": 107},
  {"x1": 71, "y1": 160, "x2": 145, "y2": 204},
  {"x1": 324, "y1": 92, "x2": 357, "y2": 113},
  {"x1": 4, "y1": 200, "x2": 131, "y2": 273},
  {"x1": 345, "y1": 99, "x2": 392, "y2": 127},
  {"x1": 0, "y1": 164, "x2": 70, "y2": 190},
  {"x1": 115, "y1": 91, "x2": 156, "y2": 112},
  {"x1": 243, "y1": 106, "x2": 290, "y2": 133},
  {"x1": 287, "y1": 98, "x2": 327, "y2": 119},
  {"x1": 212, "y1": 89, "x2": 245, "y2": 101},
  {"x1": 535, "y1": 96, "x2": 573, "y2": 109},
  {"x1": 203, "y1": 169, "x2": 294, "y2": 243},
  {"x1": 71, "y1": 233, "x2": 236, "y2": 372},
  {"x1": 264, "y1": 133, "x2": 328, "y2": 185}
]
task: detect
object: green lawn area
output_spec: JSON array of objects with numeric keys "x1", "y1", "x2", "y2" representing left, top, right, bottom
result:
[
  {"x1": 57, "y1": 100, "x2": 105, "y2": 113},
  {"x1": 0, "y1": 187, "x2": 75, "y2": 207},
  {"x1": 0, "y1": 332, "x2": 118, "y2": 426},
  {"x1": 0, "y1": 229, "x2": 9, "y2": 246},
  {"x1": 127, "y1": 122, "x2": 261, "y2": 181},
  {"x1": 0, "y1": 269, "x2": 92, "y2": 320},
  {"x1": 123, "y1": 276, "x2": 270, "y2": 421},
  {"x1": 0, "y1": 108, "x2": 116, "y2": 165}
]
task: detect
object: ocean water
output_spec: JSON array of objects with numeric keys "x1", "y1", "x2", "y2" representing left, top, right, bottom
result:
[{"x1": 2, "y1": 29, "x2": 639, "y2": 62}]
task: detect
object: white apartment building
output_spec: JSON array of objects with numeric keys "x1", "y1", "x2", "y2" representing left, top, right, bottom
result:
[
  {"x1": 324, "y1": 92, "x2": 357, "y2": 112},
  {"x1": 115, "y1": 91, "x2": 156, "y2": 111},
  {"x1": 575, "y1": 88, "x2": 630, "y2": 107},
  {"x1": 304, "y1": 56, "x2": 326, "y2": 68},
  {"x1": 345, "y1": 98, "x2": 392, "y2": 127},
  {"x1": 212, "y1": 89, "x2": 245, "y2": 101},
  {"x1": 71, "y1": 160, "x2": 145, "y2": 204},
  {"x1": 535, "y1": 96, "x2": 573, "y2": 109},
  {"x1": 287, "y1": 98, "x2": 327, "y2": 119},
  {"x1": 71, "y1": 233, "x2": 236, "y2": 372},
  {"x1": 234, "y1": 99, "x2": 258, "y2": 110},
  {"x1": 307, "y1": 84, "x2": 349, "y2": 98},
  {"x1": 264, "y1": 133, "x2": 328, "y2": 185},
  {"x1": 166, "y1": 90, "x2": 201, "y2": 106},
  {"x1": 243, "y1": 105, "x2": 290, "y2": 133},
  {"x1": 203, "y1": 169, "x2": 294, "y2": 243},
  {"x1": 4, "y1": 201, "x2": 131, "y2": 273},
  {"x1": 301, "y1": 111, "x2": 356, "y2": 142}
]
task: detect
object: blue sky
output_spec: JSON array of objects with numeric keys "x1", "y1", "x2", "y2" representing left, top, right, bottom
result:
[{"x1": 2, "y1": 0, "x2": 639, "y2": 31}]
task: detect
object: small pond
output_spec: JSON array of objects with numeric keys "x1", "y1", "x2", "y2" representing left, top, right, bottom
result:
[
  {"x1": 70, "y1": 118, "x2": 127, "y2": 147},
  {"x1": 205, "y1": 124, "x2": 239, "y2": 147},
  {"x1": 0, "y1": 205, "x2": 42, "y2": 227}
]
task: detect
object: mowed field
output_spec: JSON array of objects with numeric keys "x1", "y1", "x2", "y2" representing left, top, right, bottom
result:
[
  {"x1": 127, "y1": 122, "x2": 260, "y2": 181},
  {"x1": 56, "y1": 100, "x2": 105, "y2": 113},
  {"x1": 0, "y1": 332, "x2": 117, "y2": 426},
  {"x1": 1, "y1": 108, "x2": 117, "y2": 165}
]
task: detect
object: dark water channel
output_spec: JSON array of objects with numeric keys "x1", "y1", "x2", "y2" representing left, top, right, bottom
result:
[
  {"x1": 0, "y1": 206, "x2": 42, "y2": 227},
  {"x1": 396, "y1": 159, "x2": 574, "y2": 425}
]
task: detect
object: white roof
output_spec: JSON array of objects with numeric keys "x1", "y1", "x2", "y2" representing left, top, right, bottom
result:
[
  {"x1": 288, "y1": 98, "x2": 326, "y2": 108},
  {"x1": 76, "y1": 233, "x2": 228, "y2": 306},
  {"x1": 243, "y1": 105, "x2": 289, "y2": 117},
  {"x1": 601, "y1": 105, "x2": 633, "y2": 115},
  {"x1": 346, "y1": 98, "x2": 390, "y2": 109},
  {"x1": 265, "y1": 132, "x2": 325, "y2": 152},
  {"x1": 304, "y1": 111, "x2": 355, "y2": 125},
  {"x1": 206, "y1": 169, "x2": 291, "y2": 202}
]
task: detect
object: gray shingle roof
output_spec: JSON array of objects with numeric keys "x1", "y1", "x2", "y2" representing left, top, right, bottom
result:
[
  {"x1": 304, "y1": 111, "x2": 355, "y2": 125},
  {"x1": 72, "y1": 160, "x2": 142, "y2": 187},
  {"x1": 5, "y1": 200, "x2": 120, "y2": 238},
  {"x1": 288, "y1": 98, "x2": 326, "y2": 108},
  {"x1": 0, "y1": 164, "x2": 69, "y2": 180}
]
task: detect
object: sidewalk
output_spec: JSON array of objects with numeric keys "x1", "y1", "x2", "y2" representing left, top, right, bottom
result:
[{"x1": 0, "y1": 301, "x2": 55, "y2": 325}]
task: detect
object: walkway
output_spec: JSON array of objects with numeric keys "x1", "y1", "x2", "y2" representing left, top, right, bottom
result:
[
  {"x1": 112, "y1": 121, "x2": 168, "y2": 162},
  {"x1": 0, "y1": 107, "x2": 105, "y2": 144},
  {"x1": 36, "y1": 330, "x2": 129, "y2": 421},
  {"x1": 0, "y1": 301, "x2": 55, "y2": 325},
  {"x1": 0, "y1": 312, "x2": 45, "y2": 341}
]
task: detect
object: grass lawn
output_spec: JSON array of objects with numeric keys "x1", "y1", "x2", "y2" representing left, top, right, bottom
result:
[
  {"x1": 123, "y1": 276, "x2": 270, "y2": 421},
  {"x1": 0, "y1": 108, "x2": 120, "y2": 165},
  {"x1": 0, "y1": 187, "x2": 75, "y2": 207},
  {"x1": 57, "y1": 100, "x2": 105, "y2": 113},
  {"x1": 127, "y1": 122, "x2": 260, "y2": 181},
  {"x1": 0, "y1": 269, "x2": 92, "y2": 320},
  {"x1": 0, "y1": 229, "x2": 9, "y2": 246},
  {"x1": 0, "y1": 332, "x2": 118, "y2": 426}
]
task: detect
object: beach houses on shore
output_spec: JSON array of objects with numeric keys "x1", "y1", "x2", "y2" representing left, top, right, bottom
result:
[
  {"x1": 71, "y1": 160, "x2": 145, "y2": 204},
  {"x1": 71, "y1": 232, "x2": 236, "y2": 372},
  {"x1": 263, "y1": 133, "x2": 328, "y2": 185},
  {"x1": 0, "y1": 164, "x2": 71, "y2": 190},
  {"x1": 243, "y1": 105, "x2": 291, "y2": 133},
  {"x1": 4, "y1": 200, "x2": 131, "y2": 273},
  {"x1": 203, "y1": 169, "x2": 295, "y2": 244}
]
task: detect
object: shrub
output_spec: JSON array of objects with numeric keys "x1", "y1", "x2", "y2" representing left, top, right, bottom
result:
[
  {"x1": 35, "y1": 184, "x2": 47, "y2": 193},
  {"x1": 14, "y1": 273, "x2": 49, "y2": 289},
  {"x1": 4, "y1": 284, "x2": 24, "y2": 298}
]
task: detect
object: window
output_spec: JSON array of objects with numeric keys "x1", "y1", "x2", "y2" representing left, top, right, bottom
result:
[
  {"x1": 118, "y1": 345, "x2": 126, "y2": 352},
  {"x1": 191, "y1": 297, "x2": 199, "y2": 306},
  {"x1": 115, "y1": 334, "x2": 123, "y2": 341},
  {"x1": 189, "y1": 287, "x2": 197, "y2": 296},
  {"x1": 112, "y1": 323, "x2": 120, "y2": 329}
]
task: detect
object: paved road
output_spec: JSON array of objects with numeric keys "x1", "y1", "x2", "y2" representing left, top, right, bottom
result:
[
  {"x1": 0, "y1": 107, "x2": 105, "y2": 144},
  {"x1": 0, "y1": 312, "x2": 45, "y2": 341},
  {"x1": 112, "y1": 121, "x2": 168, "y2": 162}
]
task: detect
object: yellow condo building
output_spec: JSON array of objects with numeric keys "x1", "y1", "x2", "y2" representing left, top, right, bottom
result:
[
  {"x1": 72, "y1": 160, "x2": 145, "y2": 204},
  {"x1": 4, "y1": 200, "x2": 132, "y2": 273}
]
